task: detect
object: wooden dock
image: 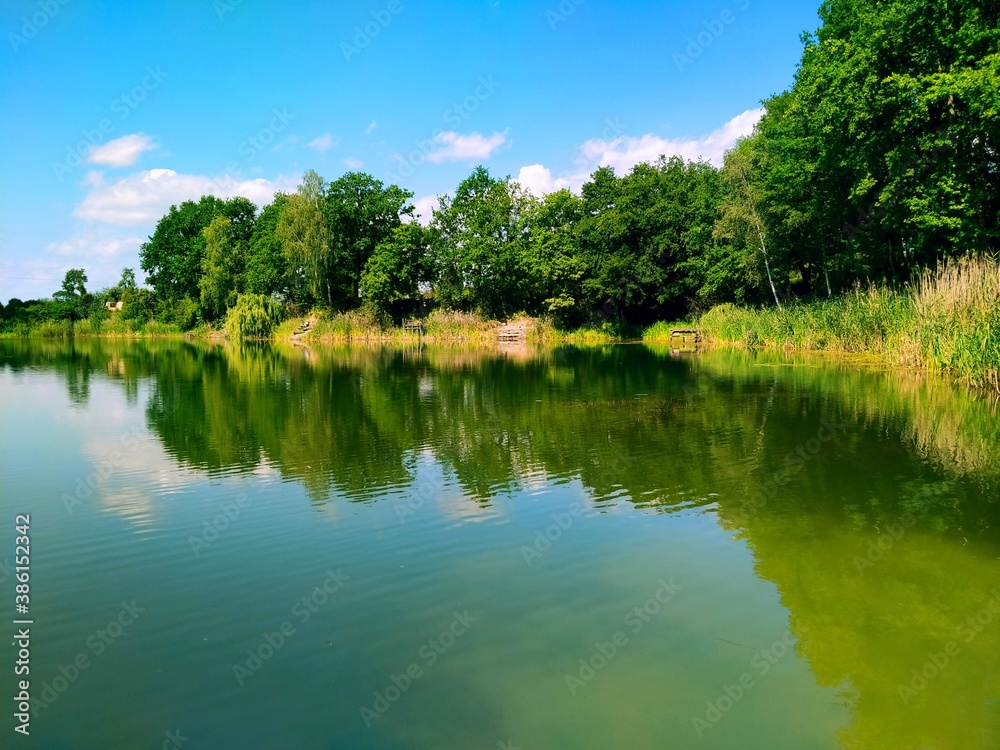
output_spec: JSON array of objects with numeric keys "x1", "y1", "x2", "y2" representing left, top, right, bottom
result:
[{"x1": 402, "y1": 318, "x2": 424, "y2": 335}]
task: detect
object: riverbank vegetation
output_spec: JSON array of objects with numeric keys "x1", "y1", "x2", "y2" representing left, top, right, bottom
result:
[
  {"x1": 2, "y1": 0, "x2": 995, "y2": 380},
  {"x1": 648, "y1": 256, "x2": 1000, "y2": 389}
]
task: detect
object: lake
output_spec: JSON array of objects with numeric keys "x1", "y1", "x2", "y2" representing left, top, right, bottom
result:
[{"x1": 1, "y1": 339, "x2": 998, "y2": 749}]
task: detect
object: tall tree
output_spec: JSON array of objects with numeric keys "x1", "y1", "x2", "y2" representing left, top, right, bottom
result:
[
  {"x1": 523, "y1": 188, "x2": 587, "y2": 325},
  {"x1": 140, "y1": 195, "x2": 256, "y2": 303},
  {"x1": 431, "y1": 166, "x2": 534, "y2": 320},
  {"x1": 246, "y1": 194, "x2": 290, "y2": 297},
  {"x1": 52, "y1": 268, "x2": 89, "y2": 322},
  {"x1": 278, "y1": 171, "x2": 332, "y2": 307},
  {"x1": 324, "y1": 172, "x2": 414, "y2": 304},
  {"x1": 716, "y1": 138, "x2": 783, "y2": 308},
  {"x1": 361, "y1": 222, "x2": 432, "y2": 319},
  {"x1": 199, "y1": 216, "x2": 245, "y2": 319}
]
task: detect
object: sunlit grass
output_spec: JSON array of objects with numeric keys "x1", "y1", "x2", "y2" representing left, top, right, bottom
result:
[{"x1": 662, "y1": 255, "x2": 1000, "y2": 390}]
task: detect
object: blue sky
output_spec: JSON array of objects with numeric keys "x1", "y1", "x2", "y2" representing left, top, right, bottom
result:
[{"x1": 0, "y1": 0, "x2": 820, "y2": 303}]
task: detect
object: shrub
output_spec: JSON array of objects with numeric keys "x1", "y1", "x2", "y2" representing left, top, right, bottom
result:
[{"x1": 225, "y1": 294, "x2": 284, "y2": 339}]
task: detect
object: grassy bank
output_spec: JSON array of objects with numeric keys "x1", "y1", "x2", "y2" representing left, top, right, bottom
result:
[
  {"x1": 277, "y1": 309, "x2": 620, "y2": 345},
  {"x1": 0, "y1": 318, "x2": 187, "y2": 339},
  {"x1": 646, "y1": 255, "x2": 1000, "y2": 390}
]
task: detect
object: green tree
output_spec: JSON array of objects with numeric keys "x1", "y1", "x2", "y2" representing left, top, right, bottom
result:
[
  {"x1": 199, "y1": 216, "x2": 247, "y2": 319},
  {"x1": 522, "y1": 189, "x2": 587, "y2": 326},
  {"x1": 431, "y1": 166, "x2": 534, "y2": 320},
  {"x1": 246, "y1": 194, "x2": 290, "y2": 297},
  {"x1": 277, "y1": 171, "x2": 332, "y2": 307},
  {"x1": 140, "y1": 195, "x2": 256, "y2": 304},
  {"x1": 52, "y1": 268, "x2": 89, "y2": 322},
  {"x1": 576, "y1": 157, "x2": 724, "y2": 323},
  {"x1": 715, "y1": 138, "x2": 783, "y2": 308},
  {"x1": 753, "y1": 0, "x2": 1000, "y2": 286},
  {"x1": 224, "y1": 293, "x2": 284, "y2": 339},
  {"x1": 324, "y1": 172, "x2": 414, "y2": 304},
  {"x1": 361, "y1": 222, "x2": 432, "y2": 319},
  {"x1": 120, "y1": 267, "x2": 137, "y2": 290}
]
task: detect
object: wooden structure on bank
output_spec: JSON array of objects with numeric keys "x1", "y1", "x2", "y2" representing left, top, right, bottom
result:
[
  {"x1": 402, "y1": 318, "x2": 424, "y2": 335},
  {"x1": 669, "y1": 328, "x2": 700, "y2": 342},
  {"x1": 497, "y1": 323, "x2": 527, "y2": 342}
]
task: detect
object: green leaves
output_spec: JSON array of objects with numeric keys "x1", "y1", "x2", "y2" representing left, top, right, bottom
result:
[{"x1": 224, "y1": 293, "x2": 284, "y2": 340}]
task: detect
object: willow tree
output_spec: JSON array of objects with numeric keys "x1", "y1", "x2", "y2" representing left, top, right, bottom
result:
[{"x1": 224, "y1": 293, "x2": 284, "y2": 339}]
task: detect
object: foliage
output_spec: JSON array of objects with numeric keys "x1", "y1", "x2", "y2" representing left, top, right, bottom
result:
[
  {"x1": 140, "y1": 195, "x2": 255, "y2": 302},
  {"x1": 52, "y1": 268, "x2": 89, "y2": 322},
  {"x1": 430, "y1": 166, "x2": 534, "y2": 320},
  {"x1": 224, "y1": 293, "x2": 285, "y2": 340},
  {"x1": 246, "y1": 193, "x2": 289, "y2": 297},
  {"x1": 691, "y1": 256, "x2": 1000, "y2": 390},
  {"x1": 360, "y1": 222, "x2": 432, "y2": 319}
]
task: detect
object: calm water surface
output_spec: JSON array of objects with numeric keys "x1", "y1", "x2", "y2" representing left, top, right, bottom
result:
[{"x1": 1, "y1": 339, "x2": 998, "y2": 749}]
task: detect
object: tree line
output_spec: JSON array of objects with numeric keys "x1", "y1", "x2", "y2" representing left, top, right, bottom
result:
[{"x1": 3, "y1": 0, "x2": 995, "y2": 333}]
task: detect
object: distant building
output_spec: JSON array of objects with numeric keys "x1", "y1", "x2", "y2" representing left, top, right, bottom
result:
[{"x1": 105, "y1": 300, "x2": 124, "y2": 311}]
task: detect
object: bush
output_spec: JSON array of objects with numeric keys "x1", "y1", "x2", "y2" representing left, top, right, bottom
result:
[{"x1": 225, "y1": 294, "x2": 284, "y2": 339}]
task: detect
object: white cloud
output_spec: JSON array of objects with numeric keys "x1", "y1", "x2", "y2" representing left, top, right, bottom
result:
[
  {"x1": 86, "y1": 133, "x2": 158, "y2": 167},
  {"x1": 513, "y1": 164, "x2": 572, "y2": 196},
  {"x1": 577, "y1": 107, "x2": 763, "y2": 171},
  {"x1": 50, "y1": 233, "x2": 143, "y2": 260},
  {"x1": 410, "y1": 195, "x2": 440, "y2": 226},
  {"x1": 424, "y1": 130, "x2": 508, "y2": 163},
  {"x1": 344, "y1": 157, "x2": 364, "y2": 169},
  {"x1": 307, "y1": 133, "x2": 338, "y2": 153},
  {"x1": 512, "y1": 108, "x2": 764, "y2": 197},
  {"x1": 365, "y1": 120, "x2": 377, "y2": 135},
  {"x1": 74, "y1": 168, "x2": 298, "y2": 226}
]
